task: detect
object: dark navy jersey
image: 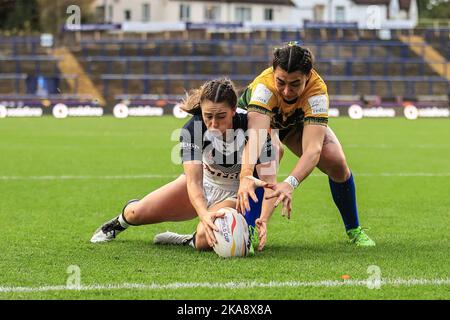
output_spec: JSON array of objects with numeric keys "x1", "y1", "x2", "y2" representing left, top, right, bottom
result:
[{"x1": 180, "y1": 113, "x2": 273, "y2": 189}]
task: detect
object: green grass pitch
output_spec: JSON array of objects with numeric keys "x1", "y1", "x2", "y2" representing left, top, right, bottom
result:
[{"x1": 0, "y1": 117, "x2": 449, "y2": 299}]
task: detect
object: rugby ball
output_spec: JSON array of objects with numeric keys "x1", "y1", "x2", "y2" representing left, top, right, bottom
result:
[{"x1": 213, "y1": 208, "x2": 250, "y2": 258}]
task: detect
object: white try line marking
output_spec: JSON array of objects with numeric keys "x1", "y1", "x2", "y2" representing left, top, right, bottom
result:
[
  {"x1": 0, "y1": 278, "x2": 449, "y2": 293},
  {"x1": 0, "y1": 172, "x2": 449, "y2": 181},
  {"x1": 0, "y1": 174, "x2": 180, "y2": 180},
  {"x1": 345, "y1": 144, "x2": 450, "y2": 149}
]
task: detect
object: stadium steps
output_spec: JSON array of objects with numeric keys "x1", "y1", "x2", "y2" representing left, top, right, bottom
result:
[
  {"x1": 53, "y1": 46, "x2": 106, "y2": 106},
  {"x1": 399, "y1": 35, "x2": 450, "y2": 81}
]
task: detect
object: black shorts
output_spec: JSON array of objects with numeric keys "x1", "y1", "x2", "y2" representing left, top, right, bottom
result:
[{"x1": 278, "y1": 123, "x2": 304, "y2": 142}]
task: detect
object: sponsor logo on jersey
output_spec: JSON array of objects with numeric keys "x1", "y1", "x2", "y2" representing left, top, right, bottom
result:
[
  {"x1": 308, "y1": 95, "x2": 328, "y2": 115},
  {"x1": 251, "y1": 84, "x2": 273, "y2": 106},
  {"x1": 180, "y1": 142, "x2": 200, "y2": 150}
]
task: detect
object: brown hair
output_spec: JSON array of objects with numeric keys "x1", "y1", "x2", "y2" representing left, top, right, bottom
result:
[
  {"x1": 181, "y1": 78, "x2": 238, "y2": 115},
  {"x1": 273, "y1": 42, "x2": 314, "y2": 75}
]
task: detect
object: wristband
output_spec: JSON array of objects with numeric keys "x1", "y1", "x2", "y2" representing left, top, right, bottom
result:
[{"x1": 284, "y1": 175, "x2": 300, "y2": 189}]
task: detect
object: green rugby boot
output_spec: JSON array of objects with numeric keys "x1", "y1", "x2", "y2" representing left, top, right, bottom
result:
[
  {"x1": 248, "y1": 225, "x2": 259, "y2": 256},
  {"x1": 347, "y1": 226, "x2": 376, "y2": 247}
]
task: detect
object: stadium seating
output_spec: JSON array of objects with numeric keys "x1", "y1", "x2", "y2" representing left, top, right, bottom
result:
[
  {"x1": 75, "y1": 37, "x2": 447, "y2": 99},
  {"x1": 1, "y1": 29, "x2": 448, "y2": 103},
  {"x1": 0, "y1": 36, "x2": 47, "y2": 55},
  {"x1": 0, "y1": 56, "x2": 60, "y2": 75},
  {"x1": 83, "y1": 55, "x2": 444, "y2": 78},
  {"x1": 418, "y1": 28, "x2": 450, "y2": 59}
]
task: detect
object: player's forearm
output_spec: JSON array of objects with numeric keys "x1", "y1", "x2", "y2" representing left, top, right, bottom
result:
[
  {"x1": 290, "y1": 149, "x2": 322, "y2": 184},
  {"x1": 240, "y1": 143, "x2": 256, "y2": 177},
  {"x1": 256, "y1": 170, "x2": 277, "y2": 222},
  {"x1": 240, "y1": 132, "x2": 267, "y2": 177},
  {"x1": 186, "y1": 181, "x2": 208, "y2": 217},
  {"x1": 260, "y1": 188, "x2": 277, "y2": 222},
  {"x1": 240, "y1": 112, "x2": 271, "y2": 178}
]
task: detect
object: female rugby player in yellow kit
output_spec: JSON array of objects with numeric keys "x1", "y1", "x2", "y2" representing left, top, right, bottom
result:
[{"x1": 236, "y1": 42, "x2": 375, "y2": 247}]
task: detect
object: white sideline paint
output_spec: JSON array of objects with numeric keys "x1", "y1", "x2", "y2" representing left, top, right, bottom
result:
[
  {"x1": 0, "y1": 278, "x2": 449, "y2": 293},
  {"x1": 0, "y1": 174, "x2": 180, "y2": 180},
  {"x1": 0, "y1": 172, "x2": 449, "y2": 181},
  {"x1": 345, "y1": 144, "x2": 450, "y2": 149}
]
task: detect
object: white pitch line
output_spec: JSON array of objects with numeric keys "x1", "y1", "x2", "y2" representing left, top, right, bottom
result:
[
  {"x1": 0, "y1": 174, "x2": 180, "y2": 180},
  {"x1": 0, "y1": 172, "x2": 449, "y2": 181},
  {"x1": 345, "y1": 144, "x2": 450, "y2": 149},
  {"x1": 0, "y1": 278, "x2": 449, "y2": 293}
]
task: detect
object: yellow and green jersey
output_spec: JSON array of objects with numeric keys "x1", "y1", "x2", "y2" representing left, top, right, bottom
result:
[{"x1": 238, "y1": 67, "x2": 329, "y2": 131}]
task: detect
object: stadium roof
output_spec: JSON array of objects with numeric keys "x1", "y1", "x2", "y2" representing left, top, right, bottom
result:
[
  {"x1": 352, "y1": 0, "x2": 413, "y2": 10},
  {"x1": 169, "y1": 0, "x2": 296, "y2": 6}
]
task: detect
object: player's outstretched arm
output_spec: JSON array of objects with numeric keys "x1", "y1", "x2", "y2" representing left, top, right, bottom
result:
[
  {"x1": 266, "y1": 124, "x2": 327, "y2": 217},
  {"x1": 237, "y1": 111, "x2": 271, "y2": 213},
  {"x1": 255, "y1": 163, "x2": 278, "y2": 251},
  {"x1": 183, "y1": 161, "x2": 224, "y2": 247}
]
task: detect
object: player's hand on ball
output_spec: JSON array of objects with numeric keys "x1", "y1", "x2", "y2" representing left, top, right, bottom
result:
[
  {"x1": 265, "y1": 182, "x2": 293, "y2": 219},
  {"x1": 200, "y1": 210, "x2": 226, "y2": 247},
  {"x1": 255, "y1": 218, "x2": 267, "y2": 251},
  {"x1": 236, "y1": 176, "x2": 274, "y2": 214}
]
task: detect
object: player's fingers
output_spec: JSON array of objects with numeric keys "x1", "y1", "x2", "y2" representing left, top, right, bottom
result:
[
  {"x1": 237, "y1": 194, "x2": 243, "y2": 214},
  {"x1": 274, "y1": 193, "x2": 285, "y2": 208},
  {"x1": 244, "y1": 176, "x2": 262, "y2": 187},
  {"x1": 275, "y1": 194, "x2": 287, "y2": 217},
  {"x1": 287, "y1": 199, "x2": 292, "y2": 219},
  {"x1": 285, "y1": 196, "x2": 292, "y2": 218},
  {"x1": 214, "y1": 211, "x2": 225, "y2": 218},
  {"x1": 282, "y1": 206, "x2": 289, "y2": 219},
  {"x1": 251, "y1": 178, "x2": 275, "y2": 190},
  {"x1": 203, "y1": 227, "x2": 214, "y2": 247},
  {"x1": 242, "y1": 194, "x2": 251, "y2": 212},
  {"x1": 206, "y1": 218, "x2": 219, "y2": 232},
  {"x1": 252, "y1": 178, "x2": 268, "y2": 188},
  {"x1": 238, "y1": 195, "x2": 246, "y2": 215},
  {"x1": 258, "y1": 236, "x2": 266, "y2": 251},
  {"x1": 206, "y1": 226, "x2": 217, "y2": 245},
  {"x1": 265, "y1": 183, "x2": 276, "y2": 189},
  {"x1": 282, "y1": 197, "x2": 291, "y2": 219},
  {"x1": 266, "y1": 184, "x2": 276, "y2": 190},
  {"x1": 203, "y1": 220, "x2": 215, "y2": 235},
  {"x1": 265, "y1": 190, "x2": 280, "y2": 200},
  {"x1": 249, "y1": 190, "x2": 258, "y2": 203},
  {"x1": 206, "y1": 235, "x2": 214, "y2": 247},
  {"x1": 259, "y1": 227, "x2": 266, "y2": 239},
  {"x1": 256, "y1": 223, "x2": 263, "y2": 236}
]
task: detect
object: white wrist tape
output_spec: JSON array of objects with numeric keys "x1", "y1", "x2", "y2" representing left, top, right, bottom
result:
[{"x1": 284, "y1": 176, "x2": 300, "y2": 189}]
